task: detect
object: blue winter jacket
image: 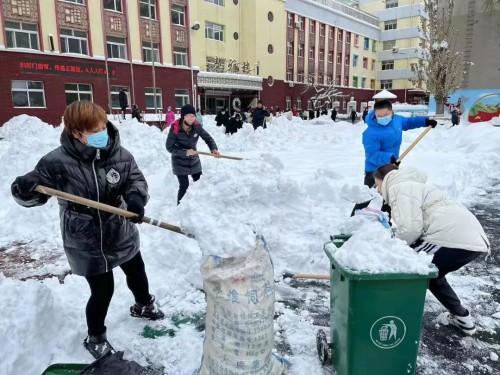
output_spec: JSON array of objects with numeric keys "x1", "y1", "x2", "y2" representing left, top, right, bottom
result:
[{"x1": 362, "y1": 111, "x2": 428, "y2": 172}]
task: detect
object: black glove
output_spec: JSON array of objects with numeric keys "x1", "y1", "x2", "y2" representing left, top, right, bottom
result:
[
  {"x1": 390, "y1": 155, "x2": 401, "y2": 166},
  {"x1": 425, "y1": 119, "x2": 438, "y2": 128},
  {"x1": 12, "y1": 174, "x2": 39, "y2": 198},
  {"x1": 126, "y1": 193, "x2": 145, "y2": 224}
]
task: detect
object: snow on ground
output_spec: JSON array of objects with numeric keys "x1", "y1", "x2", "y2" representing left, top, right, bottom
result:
[{"x1": 0, "y1": 114, "x2": 499, "y2": 374}]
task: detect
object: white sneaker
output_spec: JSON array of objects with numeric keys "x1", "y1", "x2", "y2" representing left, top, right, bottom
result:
[{"x1": 446, "y1": 311, "x2": 476, "y2": 335}]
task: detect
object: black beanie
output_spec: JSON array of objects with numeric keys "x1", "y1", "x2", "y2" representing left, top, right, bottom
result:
[{"x1": 181, "y1": 104, "x2": 196, "y2": 119}]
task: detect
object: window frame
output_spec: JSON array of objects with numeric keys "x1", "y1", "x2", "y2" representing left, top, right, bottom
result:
[
  {"x1": 62, "y1": 0, "x2": 85, "y2": 4},
  {"x1": 338, "y1": 30, "x2": 342, "y2": 42},
  {"x1": 103, "y1": 0, "x2": 122, "y2": 13},
  {"x1": 353, "y1": 76, "x2": 358, "y2": 88},
  {"x1": 173, "y1": 47, "x2": 188, "y2": 66},
  {"x1": 296, "y1": 97, "x2": 302, "y2": 111},
  {"x1": 64, "y1": 83, "x2": 93, "y2": 105},
  {"x1": 346, "y1": 33, "x2": 350, "y2": 44},
  {"x1": 384, "y1": 20, "x2": 397, "y2": 31},
  {"x1": 381, "y1": 79, "x2": 393, "y2": 90},
  {"x1": 5, "y1": 21, "x2": 40, "y2": 50},
  {"x1": 106, "y1": 36, "x2": 127, "y2": 59},
  {"x1": 287, "y1": 41, "x2": 293, "y2": 56},
  {"x1": 319, "y1": 48, "x2": 324, "y2": 61},
  {"x1": 309, "y1": 46, "x2": 315, "y2": 60},
  {"x1": 286, "y1": 71, "x2": 293, "y2": 81},
  {"x1": 386, "y1": 0, "x2": 398, "y2": 9},
  {"x1": 328, "y1": 51, "x2": 334, "y2": 63},
  {"x1": 205, "y1": 0, "x2": 225, "y2": 6},
  {"x1": 362, "y1": 57, "x2": 368, "y2": 69},
  {"x1": 329, "y1": 27, "x2": 333, "y2": 39},
  {"x1": 11, "y1": 80, "x2": 46, "y2": 108},
  {"x1": 383, "y1": 40, "x2": 396, "y2": 51},
  {"x1": 354, "y1": 34, "x2": 359, "y2": 47},
  {"x1": 145, "y1": 87, "x2": 162, "y2": 109},
  {"x1": 298, "y1": 44, "x2": 304, "y2": 58},
  {"x1": 285, "y1": 96, "x2": 292, "y2": 110},
  {"x1": 381, "y1": 60, "x2": 395, "y2": 70},
  {"x1": 139, "y1": 0, "x2": 156, "y2": 20},
  {"x1": 364, "y1": 37, "x2": 370, "y2": 50},
  {"x1": 320, "y1": 24, "x2": 325, "y2": 37},
  {"x1": 205, "y1": 21, "x2": 225, "y2": 41},
  {"x1": 353, "y1": 54, "x2": 358, "y2": 67},
  {"x1": 361, "y1": 77, "x2": 366, "y2": 88},
  {"x1": 345, "y1": 54, "x2": 350, "y2": 66},
  {"x1": 287, "y1": 13, "x2": 293, "y2": 28},
  {"x1": 337, "y1": 53, "x2": 341, "y2": 64},
  {"x1": 297, "y1": 72, "x2": 303, "y2": 83},
  {"x1": 142, "y1": 41, "x2": 160, "y2": 63},
  {"x1": 110, "y1": 85, "x2": 129, "y2": 109},
  {"x1": 309, "y1": 21, "x2": 315, "y2": 34},
  {"x1": 175, "y1": 89, "x2": 190, "y2": 110},
  {"x1": 171, "y1": 4, "x2": 185, "y2": 26},
  {"x1": 60, "y1": 28, "x2": 89, "y2": 55}
]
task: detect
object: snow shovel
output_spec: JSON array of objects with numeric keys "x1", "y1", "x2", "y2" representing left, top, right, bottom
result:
[
  {"x1": 197, "y1": 150, "x2": 244, "y2": 160},
  {"x1": 283, "y1": 272, "x2": 330, "y2": 280},
  {"x1": 350, "y1": 125, "x2": 433, "y2": 216},
  {"x1": 34, "y1": 185, "x2": 194, "y2": 238}
]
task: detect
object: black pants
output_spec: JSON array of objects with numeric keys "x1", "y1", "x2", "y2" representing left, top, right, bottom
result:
[
  {"x1": 177, "y1": 172, "x2": 202, "y2": 204},
  {"x1": 120, "y1": 107, "x2": 127, "y2": 119},
  {"x1": 85, "y1": 252, "x2": 150, "y2": 336},
  {"x1": 429, "y1": 248, "x2": 481, "y2": 316}
]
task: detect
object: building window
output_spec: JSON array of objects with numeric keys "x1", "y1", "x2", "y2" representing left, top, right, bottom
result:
[
  {"x1": 371, "y1": 59, "x2": 376, "y2": 70},
  {"x1": 307, "y1": 100, "x2": 313, "y2": 110},
  {"x1": 361, "y1": 77, "x2": 366, "y2": 88},
  {"x1": 320, "y1": 24, "x2": 325, "y2": 37},
  {"x1": 353, "y1": 54, "x2": 358, "y2": 67},
  {"x1": 139, "y1": 0, "x2": 156, "y2": 19},
  {"x1": 171, "y1": 4, "x2": 185, "y2": 26},
  {"x1": 297, "y1": 97, "x2": 302, "y2": 110},
  {"x1": 298, "y1": 17, "x2": 304, "y2": 31},
  {"x1": 205, "y1": 0, "x2": 224, "y2": 6},
  {"x1": 344, "y1": 76, "x2": 348, "y2": 86},
  {"x1": 354, "y1": 34, "x2": 359, "y2": 47},
  {"x1": 384, "y1": 20, "x2": 397, "y2": 30},
  {"x1": 287, "y1": 13, "x2": 293, "y2": 28},
  {"x1": 309, "y1": 21, "x2": 315, "y2": 34},
  {"x1": 298, "y1": 44, "x2": 304, "y2": 58},
  {"x1": 103, "y1": 0, "x2": 122, "y2": 12},
  {"x1": 309, "y1": 46, "x2": 315, "y2": 60},
  {"x1": 383, "y1": 40, "x2": 396, "y2": 51},
  {"x1": 175, "y1": 89, "x2": 190, "y2": 110},
  {"x1": 65, "y1": 0, "x2": 84, "y2": 3},
  {"x1": 381, "y1": 80, "x2": 393, "y2": 89},
  {"x1": 297, "y1": 72, "x2": 303, "y2": 82},
  {"x1": 364, "y1": 37, "x2": 370, "y2": 50},
  {"x1": 107, "y1": 36, "x2": 127, "y2": 59},
  {"x1": 346, "y1": 33, "x2": 350, "y2": 44},
  {"x1": 319, "y1": 49, "x2": 324, "y2": 61},
  {"x1": 345, "y1": 54, "x2": 350, "y2": 65},
  {"x1": 370, "y1": 79, "x2": 376, "y2": 89},
  {"x1": 329, "y1": 27, "x2": 333, "y2": 39},
  {"x1": 142, "y1": 41, "x2": 160, "y2": 63},
  {"x1": 286, "y1": 71, "x2": 293, "y2": 81},
  {"x1": 285, "y1": 96, "x2": 292, "y2": 110},
  {"x1": 372, "y1": 40, "x2": 377, "y2": 52},
  {"x1": 5, "y1": 21, "x2": 39, "y2": 50},
  {"x1": 145, "y1": 87, "x2": 162, "y2": 109},
  {"x1": 268, "y1": 12, "x2": 274, "y2": 22},
  {"x1": 268, "y1": 44, "x2": 274, "y2": 54},
  {"x1": 287, "y1": 41, "x2": 293, "y2": 56},
  {"x1": 11, "y1": 80, "x2": 45, "y2": 108},
  {"x1": 60, "y1": 28, "x2": 88, "y2": 55},
  {"x1": 386, "y1": 0, "x2": 398, "y2": 8},
  {"x1": 343, "y1": 101, "x2": 347, "y2": 110},
  {"x1": 381, "y1": 60, "x2": 394, "y2": 70},
  {"x1": 353, "y1": 76, "x2": 358, "y2": 88},
  {"x1": 363, "y1": 57, "x2": 368, "y2": 69},
  {"x1": 328, "y1": 51, "x2": 333, "y2": 63},
  {"x1": 110, "y1": 86, "x2": 129, "y2": 108},
  {"x1": 205, "y1": 22, "x2": 224, "y2": 41},
  {"x1": 318, "y1": 75, "x2": 324, "y2": 85},
  {"x1": 338, "y1": 30, "x2": 342, "y2": 42},
  {"x1": 173, "y1": 47, "x2": 188, "y2": 66},
  {"x1": 337, "y1": 53, "x2": 341, "y2": 64},
  {"x1": 65, "y1": 83, "x2": 92, "y2": 105},
  {"x1": 336, "y1": 74, "x2": 341, "y2": 85},
  {"x1": 268, "y1": 76, "x2": 274, "y2": 86}
]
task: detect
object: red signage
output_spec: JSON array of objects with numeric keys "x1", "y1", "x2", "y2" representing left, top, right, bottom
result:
[{"x1": 19, "y1": 59, "x2": 116, "y2": 78}]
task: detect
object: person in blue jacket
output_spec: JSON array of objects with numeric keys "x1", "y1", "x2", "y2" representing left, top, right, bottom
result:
[{"x1": 351, "y1": 99, "x2": 437, "y2": 216}]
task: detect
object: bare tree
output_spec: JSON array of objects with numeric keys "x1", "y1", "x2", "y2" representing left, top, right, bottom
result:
[
  {"x1": 410, "y1": 0, "x2": 471, "y2": 115},
  {"x1": 484, "y1": 0, "x2": 500, "y2": 15},
  {"x1": 301, "y1": 74, "x2": 348, "y2": 111}
]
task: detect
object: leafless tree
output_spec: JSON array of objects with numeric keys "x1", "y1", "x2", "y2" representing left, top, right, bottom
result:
[
  {"x1": 410, "y1": 0, "x2": 472, "y2": 115},
  {"x1": 301, "y1": 74, "x2": 349, "y2": 110},
  {"x1": 484, "y1": 0, "x2": 500, "y2": 15}
]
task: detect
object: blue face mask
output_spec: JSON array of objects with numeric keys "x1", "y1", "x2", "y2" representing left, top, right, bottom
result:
[
  {"x1": 85, "y1": 129, "x2": 109, "y2": 148},
  {"x1": 377, "y1": 115, "x2": 392, "y2": 126}
]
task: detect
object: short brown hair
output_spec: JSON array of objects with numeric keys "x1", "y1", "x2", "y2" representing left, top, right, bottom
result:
[
  {"x1": 63, "y1": 101, "x2": 107, "y2": 136},
  {"x1": 373, "y1": 164, "x2": 399, "y2": 181}
]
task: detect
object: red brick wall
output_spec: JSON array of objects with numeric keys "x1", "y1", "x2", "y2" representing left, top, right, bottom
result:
[{"x1": 0, "y1": 51, "x2": 192, "y2": 126}]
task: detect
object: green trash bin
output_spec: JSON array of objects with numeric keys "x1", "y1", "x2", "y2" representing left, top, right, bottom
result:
[
  {"x1": 41, "y1": 363, "x2": 88, "y2": 375},
  {"x1": 321, "y1": 236, "x2": 438, "y2": 375}
]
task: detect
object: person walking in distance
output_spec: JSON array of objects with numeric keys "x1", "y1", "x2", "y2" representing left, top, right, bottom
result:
[
  {"x1": 118, "y1": 89, "x2": 128, "y2": 120},
  {"x1": 166, "y1": 104, "x2": 221, "y2": 204},
  {"x1": 350, "y1": 109, "x2": 358, "y2": 124},
  {"x1": 251, "y1": 100, "x2": 270, "y2": 130},
  {"x1": 11, "y1": 101, "x2": 164, "y2": 359},
  {"x1": 331, "y1": 107, "x2": 337, "y2": 122},
  {"x1": 362, "y1": 107, "x2": 369, "y2": 123},
  {"x1": 165, "y1": 106, "x2": 176, "y2": 128}
]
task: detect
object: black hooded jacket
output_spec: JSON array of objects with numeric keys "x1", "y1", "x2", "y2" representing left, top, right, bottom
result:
[{"x1": 11, "y1": 123, "x2": 148, "y2": 277}]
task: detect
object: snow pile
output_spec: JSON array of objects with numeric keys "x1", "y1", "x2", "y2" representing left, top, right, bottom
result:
[
  {"x1": 340, "y1": 183, "x2": 377, "y2": 203},
  {"x1": 326, "y1": 222, "x2": 435, "y2": 275},
  {"x1": 490, "y1": 116, "x2": 500, "y2": 126}
]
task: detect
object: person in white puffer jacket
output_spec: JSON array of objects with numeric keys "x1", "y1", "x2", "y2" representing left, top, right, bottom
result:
[{"x1": 374, "y1": 164, "x2": 490, "y2": 335}]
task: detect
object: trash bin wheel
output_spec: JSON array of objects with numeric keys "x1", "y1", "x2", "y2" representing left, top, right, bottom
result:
[{"x1": 316, "y1": 329, "x2": 330, "y2": 365}]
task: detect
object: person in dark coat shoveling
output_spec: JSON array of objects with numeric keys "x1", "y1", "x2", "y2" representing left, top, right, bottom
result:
[
  {"x1": 166, "y1": 104, "x2": 221, "y2": 204},
  {"x1": 10, "y1": 101, "x2": 164, "y2": 360}
]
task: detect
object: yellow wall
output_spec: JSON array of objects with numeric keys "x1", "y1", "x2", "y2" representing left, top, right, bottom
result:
[
  {"x1": 39, "y1": 0, "x2": 59, "y2": 52},
  {"x1": 88, "y1": 0, "x2": 105, "y2": 57},
  {"x1": 125, "y1": 0, "x2": 142, "y2": 62}
]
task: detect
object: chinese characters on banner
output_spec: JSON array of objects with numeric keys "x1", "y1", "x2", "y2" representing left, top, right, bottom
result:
[
  {"x1": 19, "y1": 59, "x2": 117, "y2": 78},
  {"x1": 206, "y1": 56, "x2": 253, "y2": 75}
]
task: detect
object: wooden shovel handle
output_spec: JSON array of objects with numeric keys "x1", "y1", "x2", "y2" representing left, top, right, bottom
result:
[
  {"x1": 34, "y1": 185, "x2": 187, "y2": 235},
  {"x1": 197, "y1": 151, "x2": 243, "y2": 161},
  {"x1": 284, "y1": 273, "x2": 330, "y2": 280},
  {"x1": 397, "y1": 126, "x2": 432, "y2": 163}
]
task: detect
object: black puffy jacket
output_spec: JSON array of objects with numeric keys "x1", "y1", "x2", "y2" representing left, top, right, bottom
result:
[
  {"x1": 11, "y1": 123, "x2": 148, "y2": 277},
  {"x1": 166, "y1": 119, "x2": 218, "y2": 176}
]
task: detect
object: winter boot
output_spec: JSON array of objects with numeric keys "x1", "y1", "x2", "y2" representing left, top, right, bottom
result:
[
  {"x1": 130, "y1": 295, "x2": 165, "y2": 320},
  {"x1": 83, "y1": 329, "x2": 115, "y2": 359},
  {"x1": 446, "y1": 310, "x2": 476, "y2": 335}
]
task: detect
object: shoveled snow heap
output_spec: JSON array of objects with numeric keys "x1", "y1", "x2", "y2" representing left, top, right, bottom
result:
[{"x1": 325, "y1": 222, "x2": 435, "y2": 275}]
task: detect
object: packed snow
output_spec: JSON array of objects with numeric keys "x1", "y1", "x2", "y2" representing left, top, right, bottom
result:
[{"x1": 1, "y1": 113, "x2": 500, "y2": 374}]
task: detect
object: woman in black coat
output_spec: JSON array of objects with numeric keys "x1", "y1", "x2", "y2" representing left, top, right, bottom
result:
[
  {"x1": 166, "y1": 104, "x2": 221, "y2": 204},
  {"x1": 11, "y1": 101, "x2": 164, "y2": 360}
]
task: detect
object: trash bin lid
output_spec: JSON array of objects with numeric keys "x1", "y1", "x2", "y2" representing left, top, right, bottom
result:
[
  {"x1": 41, "y1": 363, "x2": 88, "y2": 375},
  {"x1": 324, "y1": 242, "x2": 438, "y2": 281}
]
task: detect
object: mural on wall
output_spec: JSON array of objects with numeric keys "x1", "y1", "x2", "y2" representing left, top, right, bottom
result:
[{"x1": 429, "y1": 89, "x2": 500, "y2": 123}]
